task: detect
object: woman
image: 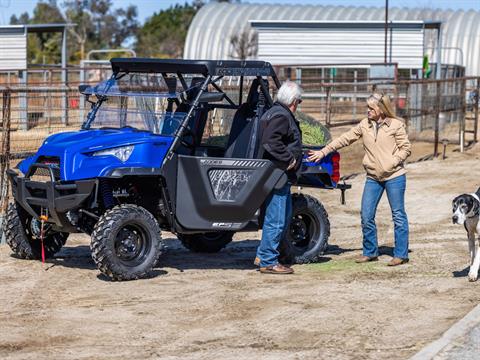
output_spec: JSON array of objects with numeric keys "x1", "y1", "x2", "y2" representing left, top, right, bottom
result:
[{"x1": 308, "y1": 92, "x2": 411, "y2": 266}]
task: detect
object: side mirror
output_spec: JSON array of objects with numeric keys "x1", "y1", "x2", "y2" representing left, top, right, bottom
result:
[
  {"x1": 78, "y1": 84, "x2": 99, "y2": 104},
  {"x1": 198, "y1": 92, "x2": 225, "y2": 103},
  {"x1": 78, "y1": 84, "x2": 89, "y2": 94}
]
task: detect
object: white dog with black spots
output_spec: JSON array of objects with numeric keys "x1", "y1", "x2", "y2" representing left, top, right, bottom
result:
[{"x1": 452, "y1": 189, "x2": 480, "y2": 281}]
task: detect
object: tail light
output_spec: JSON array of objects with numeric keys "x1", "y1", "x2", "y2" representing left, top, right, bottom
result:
[{"x1": 331, "y1": 152, "x2": 340, "y2": 184}]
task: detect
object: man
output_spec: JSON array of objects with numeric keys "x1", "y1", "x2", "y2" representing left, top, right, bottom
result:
[{"x1": 255, "y1": 81, "x2": 303, "y2": 274}]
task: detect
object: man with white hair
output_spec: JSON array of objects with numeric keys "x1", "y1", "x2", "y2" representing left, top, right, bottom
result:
[{"x1": 255, "y1": 81, "x2": 303, "y2": 274}]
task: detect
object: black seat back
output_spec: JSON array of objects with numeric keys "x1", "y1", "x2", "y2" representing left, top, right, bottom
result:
[
  {"x1": 224, "y1": 103, "x2": 254, "y2": 158},
  {"x1": 224, "y1": 79, "x2": 267, "y2": 159}
]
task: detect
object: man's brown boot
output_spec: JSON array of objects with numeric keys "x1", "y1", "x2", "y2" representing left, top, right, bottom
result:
[
  {"x1": 260, "y1": 264, "x2": 294, "y2": 274},
  {"x1": 387, "y1": 257, "x2": 409, "y2": 266},
  {"x1": 355, "y1": 255, "x2": 378, "y2": 263}
]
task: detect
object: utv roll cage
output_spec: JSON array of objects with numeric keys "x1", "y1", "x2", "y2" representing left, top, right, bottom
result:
[
  {"x1": 110, "y1": 58, "x2": 281, "y2": 82},
  {"x1": 81, "y1": 58, "x2": 282, "y2": 165},
  {"x1": 107, "y1": 58, "x2": 280, "y2": 108}
]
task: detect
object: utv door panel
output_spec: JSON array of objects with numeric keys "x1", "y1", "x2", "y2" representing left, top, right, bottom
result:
[{"x1": 176, "y1": 155, "x2": 285, "y2": 230}]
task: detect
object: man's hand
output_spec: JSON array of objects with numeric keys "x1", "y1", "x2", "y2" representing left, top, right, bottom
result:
[
  {"x1": 307, "y1": 150, "x2": 325, "y2": 163},
  {"x1": 286, "y1": 158, "x2": 296, "y2": 170}
]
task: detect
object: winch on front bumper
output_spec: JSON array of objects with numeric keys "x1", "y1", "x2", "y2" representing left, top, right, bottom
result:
[{"x1": 7, "y1": 163, "x2": 96, "y2": 232}]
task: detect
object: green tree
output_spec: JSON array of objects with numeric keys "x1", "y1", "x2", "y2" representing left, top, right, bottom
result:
[
  {"x1": 10, "y1": 0, "x2": 138, "y2": 64},
  {"x1": 10, "y1": 0, "x2": 65, "y2": 64},
  {"x1": 63, "y1": 0, "x2": 138, "y2": 62},
  {"x1": 9, "y1": 12, "x2": 30, "y2": 25},
  {"x1": 135, "y1": 2, "x2": 202, "y2": 58}
]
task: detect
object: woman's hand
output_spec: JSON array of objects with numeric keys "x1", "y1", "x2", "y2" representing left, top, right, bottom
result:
[{"x1": 307, "y1": 150, "x2": 325, "y2": 163}]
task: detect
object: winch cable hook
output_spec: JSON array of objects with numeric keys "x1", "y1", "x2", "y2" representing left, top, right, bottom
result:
[{"x1": 39, "y1": 208, "x2": 49, "y2": 264}]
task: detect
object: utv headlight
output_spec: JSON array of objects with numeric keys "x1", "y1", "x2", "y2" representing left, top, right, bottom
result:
[{"x1": 92, "y1": 145, "x2": 134, "y2": 162}]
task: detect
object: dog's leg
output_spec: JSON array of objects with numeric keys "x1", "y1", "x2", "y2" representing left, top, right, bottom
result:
[
  {"x1": 468, "y1": 238, "x2": 480, "y2": 282},
  {"x1": 468, "y1": 232, "x2": 476, "y2": 266}
]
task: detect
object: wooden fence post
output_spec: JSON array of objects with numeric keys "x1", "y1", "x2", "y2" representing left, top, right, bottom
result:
[
  {"x1": 404, "y1": 82, "x2": 410, "y2": 133},
  {"x1": 325, "y1": 86, "x2": 332, "y2": 127},
  {"x1": 434, "y1": 80, "x2": 441, "y2": 157},
  {"x1": 0, "y1": 89, "x2": 11, "y2": 244},
  {"x1": 474, "y1": 77, "x2": 480, "y2": 143}
]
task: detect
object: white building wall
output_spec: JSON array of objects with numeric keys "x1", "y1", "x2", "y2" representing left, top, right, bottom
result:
[
  {"x1": 0, "y1": 26, "x2": 27, "y2": 70},
  {"x1": 254, "y1": 21, "x2": 424, "y2": 68}
]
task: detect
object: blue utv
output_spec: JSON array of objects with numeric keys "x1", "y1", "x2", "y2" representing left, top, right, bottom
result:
[{"x1": 6, "y1": 58, "x2": 349, "y2": 280}]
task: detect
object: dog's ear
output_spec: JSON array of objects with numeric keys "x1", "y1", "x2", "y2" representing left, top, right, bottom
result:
[
  {"x1": 473, "y1": 199, "x2": 480, "y2": 214},
  {"x1": 475, "y1": 187, "x2": 480, "y2": 198}
]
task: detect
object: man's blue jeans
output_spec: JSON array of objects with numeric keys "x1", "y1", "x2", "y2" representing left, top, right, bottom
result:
[
  {"x1": 361, "y1": 174, "x2": 409, "y2": 259},
  {"x1": 256, "y1": 182, "x2": 292, "y2": 268}
]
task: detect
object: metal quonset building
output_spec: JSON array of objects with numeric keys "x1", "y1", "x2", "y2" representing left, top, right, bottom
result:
[{"x1": 184, "y1": 2, "x2": 480, "y2": 76}]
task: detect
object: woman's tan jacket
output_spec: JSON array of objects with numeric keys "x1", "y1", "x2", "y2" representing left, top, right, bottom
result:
[{"x1": 320, "y1": 117, "x2": 411, "y2": 181}]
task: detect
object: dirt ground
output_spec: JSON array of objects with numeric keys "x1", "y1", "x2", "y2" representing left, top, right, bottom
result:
[{"x1": 2, "y1": 142, "x2": 480, "y2": 360}]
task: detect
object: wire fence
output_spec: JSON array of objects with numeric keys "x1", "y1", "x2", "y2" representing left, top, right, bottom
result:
[
  {"x1": 0, "y1": 67, "x2": 479, "y2": 236},
  {"x1": 289, "y1": 77, "x2": 478, "y2": 145}
]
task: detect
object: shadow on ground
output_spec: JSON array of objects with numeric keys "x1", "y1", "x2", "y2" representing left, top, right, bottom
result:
[
  {"x1": 160, "y1": 238, "x2": 260, "y2": 271},
  {"x1": 11, "y1": 237, "x2": 338, "y2": 277},
  {"x1": 453, "y1": 266, "x2": 470, "y2": 278}
]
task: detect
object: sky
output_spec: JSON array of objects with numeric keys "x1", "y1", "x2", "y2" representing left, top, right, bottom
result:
[{"x1": 0, "y1": 0, "x2": 478, "y2": 25}]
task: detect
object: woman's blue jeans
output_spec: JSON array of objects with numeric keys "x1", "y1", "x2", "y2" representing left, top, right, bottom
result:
[
  {"x1": 361, "y1": 174, "x2": 409, "y2": 259},
  {"x1": 256, "y1": 182, "x2": 292, "y2": 268}
]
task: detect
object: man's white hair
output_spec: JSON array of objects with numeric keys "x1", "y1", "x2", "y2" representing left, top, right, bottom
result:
[{"x1": 276, "y1": 81, "x2": 303, "y2": 107}]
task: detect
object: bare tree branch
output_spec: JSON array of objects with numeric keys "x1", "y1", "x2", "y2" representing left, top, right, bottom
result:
[{"x1": 229, "y1": 30, "x2": 258, "y2": 60}]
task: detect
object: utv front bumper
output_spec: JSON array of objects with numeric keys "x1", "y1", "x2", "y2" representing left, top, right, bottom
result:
[{"x1": 7, "y1": 164, "x2": 96, "y2": 232}]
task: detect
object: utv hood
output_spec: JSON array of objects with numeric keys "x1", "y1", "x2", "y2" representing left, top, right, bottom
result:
[{"x1": 18, "y1": 128, "x2": 173, "y2": 181}]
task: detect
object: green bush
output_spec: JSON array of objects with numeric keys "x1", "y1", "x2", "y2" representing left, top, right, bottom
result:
[{"x1": 296, "y1": 111, "x2": 331, "y2": 146}]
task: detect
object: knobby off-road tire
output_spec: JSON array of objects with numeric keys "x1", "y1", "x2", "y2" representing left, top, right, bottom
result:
[
  {"x1": 5, "y1": 202, "x2": 68, "y2": 260},
  {"x1": 178, "y1": 232, "x2": 234, "y2": 253},
  {"x1": 90, "y1": 204, "x2": 164, "y2": 281},
  {"x1": 281, "y1": 193, "x2": 330, "y2": 264}
]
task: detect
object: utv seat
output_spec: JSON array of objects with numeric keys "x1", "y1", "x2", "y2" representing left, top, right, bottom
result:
[
  {"x1": 224, "y1": 79, "x2": 264, "y2": 159},
  {"x1": 224, "y1": 103, "x2": 256, "y2": 158}
]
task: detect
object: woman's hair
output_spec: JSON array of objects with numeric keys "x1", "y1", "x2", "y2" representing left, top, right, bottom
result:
[
  {"x1": 276, "y1": 81, "x2": 303, "y2": 107},
  {"x1": 367, "y1": 92, "x2": 404, "y2": 121}
]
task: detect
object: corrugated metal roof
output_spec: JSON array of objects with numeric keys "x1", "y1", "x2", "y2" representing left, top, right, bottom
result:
[{"x1": 184, "y1": 3, "x2": 480, "y2": 76}]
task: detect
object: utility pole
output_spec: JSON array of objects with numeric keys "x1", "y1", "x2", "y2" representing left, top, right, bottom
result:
[{"x1": 384, "y1": 0, "x2": 389, "y2": 63}]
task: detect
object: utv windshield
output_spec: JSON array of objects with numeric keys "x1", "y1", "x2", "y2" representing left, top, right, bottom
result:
[{"x1": 82, "y1": 73, "x2": 203, "y2": 135}]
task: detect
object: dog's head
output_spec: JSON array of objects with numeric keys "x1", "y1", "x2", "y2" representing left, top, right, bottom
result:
[{"x1": 452, "y1": 194, "x2": 479, "y2": 225}]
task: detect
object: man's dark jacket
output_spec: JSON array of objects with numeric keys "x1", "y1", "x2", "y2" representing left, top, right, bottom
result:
[{"x1": 260, "y1": 102, "x2": 303, "y2": 182}]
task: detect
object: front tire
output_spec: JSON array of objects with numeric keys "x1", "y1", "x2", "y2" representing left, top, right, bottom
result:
[
  {"x1": 281, "y1": 194, "x2": 330, "y2": 264},
  {"x1": 178, "y1": 232, "x2": 234, "y2": 253},
  {"x1": 5, "y1": 202, "x2": 68, "y2": 260},
  {"x1": 90, "y1": 204, "x2": 163, "y2": 281}
]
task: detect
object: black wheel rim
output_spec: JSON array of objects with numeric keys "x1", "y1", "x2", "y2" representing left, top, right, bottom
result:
[
  {"x1": 18, "y1": 211, "x2": 57, "y2": 255},
  {"x1": 28, "y1": 217, "x2": 42, "y2": 239},
  {"x1": 288, "y1": 212, "x2": 319, "y2": 250},
  {"x1": 114, "y1": 222, "x2": 151, "y2": 267}
]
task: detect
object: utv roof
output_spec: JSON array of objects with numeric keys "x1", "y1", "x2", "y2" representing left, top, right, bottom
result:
[{"x1": 110, "y1": 58, "x2": 278, "y2": 78}]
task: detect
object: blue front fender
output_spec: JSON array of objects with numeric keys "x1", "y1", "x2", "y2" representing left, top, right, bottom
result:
[{"x1": 18, "y1": 129, "x2": 174, "y2": 181}]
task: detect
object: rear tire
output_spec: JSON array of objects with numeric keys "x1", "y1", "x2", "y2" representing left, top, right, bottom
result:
[
  {"x1": 90, "y1": 204, "x2": 163, "y2": 281},
  {"x1": 281, "y1": 194, "x2": 330, "y2": 264},
  {"x1": 5, "y1": 202, "x2": 68, "y2": 260},
  {"x1": 178, "y1": 232, "x2": 234, "y2": 253}
]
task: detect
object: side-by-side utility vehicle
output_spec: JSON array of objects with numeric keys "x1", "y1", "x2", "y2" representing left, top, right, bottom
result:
[{"x1": 6, "y1": 58, "x2": 349, "y2": 280}]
